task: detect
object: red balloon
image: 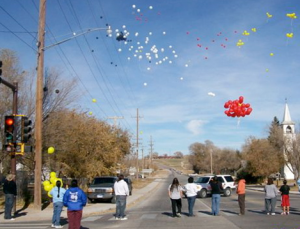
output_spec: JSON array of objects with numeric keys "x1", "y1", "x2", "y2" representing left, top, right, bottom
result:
[{"x1": 239, "y1": 96, "x2": 244, "y2": 103}]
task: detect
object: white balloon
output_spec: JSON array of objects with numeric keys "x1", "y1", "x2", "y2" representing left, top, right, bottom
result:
[
  {"x1": 132, "y1": 5, "x2": 136, "y2": 8},
  {"x1": 137, "y1": 9, "x2": 140, "y2": 12},
  {"x1": 185, "y1": 64, "x2": 188, "y2": 67},
  {"x1": 147, "y1": 67, "x2": 151, "y2": 70},
  {"x1": 73, "y1": 32, "x2": 76, "y2": 36},
  {"x1": 208, "y1": 92, "x2": 216, "y2": 97},
  {"x1": 169, "y1": 45, "x2": 172, "y2": 49},
  {"x1": 169, "y1": 60, "x2": 173, "y2": 64},
  {"x1": 180, "y1": 77, "x2": 184, "y2": 80},
  {"x1": 122, "y1": 25, "x2": 126, "y2": 29},
  {"x1": 149, "y1": 6, "x2": 153, "y2": 10},
  {"x1": 144, "y1": 82, "x2": 147, "y2": 86},
  {"x1": 163, "y1": 31, "x2": 166, "y2": 35},
  {"x1": 135, "y1": 32, "x2": 139, "y2": 37},
  {"x1": 161, "y1": 48, "x2": 164, "y2": 52},
  {"x1": 115, "y1": 29, "x2": 119, "y2": 32},
  {"x1": 174, "y1": 54, "x2": 178, "y2": 58},
  {"x1": 149, "y1": 32, "x2": 152, "y2": 35},
  {"x1": 118, "y1": 48, "x2": 122, "y2": 52},
  {"x1": 128, "y1": 57, "x2": 131, "y2": 60}
]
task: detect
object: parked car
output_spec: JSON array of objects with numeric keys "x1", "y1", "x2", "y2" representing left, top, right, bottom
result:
[
  {"x1": 87, "y1": 176, "x2": 132, "y2": 203},
  {"x1": 194, "y1": 174, "x2": 235, "y2": 198}
]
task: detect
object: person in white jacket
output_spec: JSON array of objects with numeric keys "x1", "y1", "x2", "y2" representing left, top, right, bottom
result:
[
  {"x1": 184, "y1": 177, "x2": 198, "y2": 216},
  {"x1": 114, "y1": 174, "x2": 129, "y2": 220}
]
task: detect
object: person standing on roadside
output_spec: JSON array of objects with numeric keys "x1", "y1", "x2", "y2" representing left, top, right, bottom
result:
[
  {"x1": 209, "y1": 176, "x2": 223, "y2": 216},
  {"x1": 50, "y1": 180, "x2": 66, "y2": 228},
  {"x1": 63, "y1": 179, "x2": 87, "y2": 229},
  {"x1": 236, "y1": 176, "x2": 246, "y2": 215},
  {"x1": 184, "y1": 177, "x2": 198, "y2": 217},
  {"x1": 279, "y1": 179, "x2": 290, "y2": 215},
  {"x1": 114, "y1": 174, "x2": 129, "y2": 220},
  {"x1": 168, "y1": 177, "x2": 183, "y2": 218},
  {"x1": 3, "y1": 174, "x2": 17, "y2": 220},
  {"x1": 264, "y1": 178, "x2": 278, "y2": 215}
]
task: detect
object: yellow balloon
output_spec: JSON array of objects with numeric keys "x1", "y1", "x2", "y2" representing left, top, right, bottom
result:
[
  {"x1": 266, "y1": 12, "x2": 272, "y2": 18},
  {"x1": 48, "y1": 191, "x2": 53, "y2": 198},
  {"x1": 251, "y1": 28, "x2": 256, "y2": 32},
  {"x1": 50, "y1": 172, "x2": 57, "y2": 178},
  {"x1": 92, "y1": 99, "x2": 97, "y2": 103},
  {"x1": 286, "y1": 33, "x2": 293, "y2": 38},
  {"x1": 48, "y1": 147, "x2": 55, "y2": 154},
  {"x1": 270, "y1": 53, "x2": 274, "y2": 56},
  {"x1": 89, "y1": 111, "x2": 93, "y2": 115},
  {"x1": 43, "y1": 180, "x2": 50, "y2": 186},
  {"x1": 44, "y1": 184, "x2": 53, "y2": 192},
  {"x1": 50, "y1": 177, "x2": 58, "y2": 186}
]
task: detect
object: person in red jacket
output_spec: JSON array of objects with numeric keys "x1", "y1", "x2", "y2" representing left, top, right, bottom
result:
[{"x1": 236, "y1": 176, "x2": 246, "y2": 215}]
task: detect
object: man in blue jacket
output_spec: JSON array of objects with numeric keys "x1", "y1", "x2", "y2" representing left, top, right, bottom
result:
[{"x1": 63, "y1": 179, "x2": 87, "y2": 229}]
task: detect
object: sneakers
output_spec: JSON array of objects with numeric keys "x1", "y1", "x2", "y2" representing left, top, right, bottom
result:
[
  {"x1": 55, "y1": 226, "x2": 63, "y2": 229},
  {"x1": 177, "y1": 213, "x2": 181, "y2": 217},
  {"x1": 120, "y1": 217, "x2": 128, "y2": 220},
  {"x1": 51, "y1": 224, "x2": 55, "y2": 228},
  {"x1": 271, "y1": 213, "x2": 276, "y2": 215},
  {"x1": 281, "y1": 212, "x2": 286, "y2": 215},
  {"x1": 287, "y1": 212, "x2": 290, "y2": 215},
  {"x1": 267, "y1": 213, "x2": 270, "y2": 215},
  {"x1": 115, "y1": 217, "x2": 120, "y2": 220}
]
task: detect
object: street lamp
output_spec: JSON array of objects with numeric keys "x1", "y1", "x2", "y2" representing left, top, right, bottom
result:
[{"x1": 35, "y1": 2, "x2": 112, "y2": 209}]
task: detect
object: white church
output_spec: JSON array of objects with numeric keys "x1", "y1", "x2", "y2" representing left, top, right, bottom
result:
[{"x1": 281, "y1": 102, "x2": 296, "y2": 180}]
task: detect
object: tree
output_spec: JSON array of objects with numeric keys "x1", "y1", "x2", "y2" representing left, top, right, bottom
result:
[
  {"x1": 174, "y1": 151, "x2": 183, "y2": 158},
  {"x1": 242, "y1": 137, "x2": 284, "y2": 178}
]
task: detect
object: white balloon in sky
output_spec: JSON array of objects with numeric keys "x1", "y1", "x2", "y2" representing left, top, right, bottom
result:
[
  {"x1": 162, "y1": 31, "x2": 166, "y2": 35},
  {"x1": 147, "y1": 67, "x2": 151, "y2": 70},
  {"x1": 128, "y1": 57, "x2": 131, "y2": 60},
  {"x1": 144, "y1": 82, "x2": 147, "y2": 86},
  {"x1": 208, "y1": 92, "x2": 216, "y2": 97},
  {"x1": 172, "y1": 50, "x2": 176, "y2": 54},
  {"x1": 169, "y1": 45, "x2": 172, "y2": 49},
  {"x1": 180, "y1": 77, "x2": 184, "y2": 80},
  {"x1": 135, "y1": 32, "x2": 139, "y2": 37},
  {"x1": 124, "y1": 41, "x2": 128, "y2": 45},
  {"x1": 134, "y1": 54, "x2": 137, "y2": 57},
  {"x1": 149, "y1": 32, "x2": 152, "y2": 35},
  {"x1": 149, "y1": 6, "x2": 153, "y2": 10},
  {"x1": 174, "y1": 54, "x2": 178, "y2": 58},
  {"x1": 161, "y1": 48, "x2": 164, "y2": 52},
  {"x1": 185, "y1": 64, "x2": 188, "y2": 67},
  {"x1": 159, "y1": 60, "x2": 162, "y2": 64},
  {"x1": 118, "y1": 48, "x2": 122, "y2": 52},
  {"x1": 73, "y1": 32, "x2": 76, "y2": 36},
  {"x1": 138, "y1": 55, "x2": 143, "y2": 59},
  {"x1": 132, "y1": 5, "x2": 136, "y2": 8},
  {"x1": 169, "y1": 60, "x2": 173, "y2": 64},
  {"x1": 122, "y1": 25, "x2": 126, "y2": 29},
  {"x1": 115, "y1": 29, "x2": 119, "y2": 32},
  {"x1": 137, "y1": 9, "x2": 141, "y2": 12}
]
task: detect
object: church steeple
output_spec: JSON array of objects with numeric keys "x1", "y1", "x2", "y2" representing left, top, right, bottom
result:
[{"x1": 281, "y1": 99, "x2": 295, "y2": 135}]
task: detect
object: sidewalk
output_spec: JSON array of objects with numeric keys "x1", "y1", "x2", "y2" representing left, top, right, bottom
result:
[{"x1": 0, "y1": 177, "x2": 164, "y2": 223}]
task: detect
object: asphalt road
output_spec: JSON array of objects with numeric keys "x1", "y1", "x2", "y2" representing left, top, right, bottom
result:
[{"x1": 1, "y1": 170, "x2": 299, "y2": 229}]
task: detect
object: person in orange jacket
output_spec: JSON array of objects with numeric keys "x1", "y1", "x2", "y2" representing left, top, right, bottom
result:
[{"x1": 236, "y1": 176, "x2": 246, "y2": 215}]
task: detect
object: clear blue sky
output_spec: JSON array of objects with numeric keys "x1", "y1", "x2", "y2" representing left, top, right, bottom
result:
[{"x1": 1, "y1": 0, "x2": 300, "y2": 156}]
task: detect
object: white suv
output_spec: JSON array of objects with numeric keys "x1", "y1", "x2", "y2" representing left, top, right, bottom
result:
[{"x1": 194, "y1": 175, "x2": 235, "y2": 198}]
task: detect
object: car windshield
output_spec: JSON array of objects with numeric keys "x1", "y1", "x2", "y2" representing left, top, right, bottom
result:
[
  {"x1": 92, "y1": 177, "x2": 116, "y2": 186},
  {"x1": 195, "y1": 177, "x2": 210, "y2": 183},
  {"x1": 224, "y1": 176, "x2": 234, "y2": 182}
]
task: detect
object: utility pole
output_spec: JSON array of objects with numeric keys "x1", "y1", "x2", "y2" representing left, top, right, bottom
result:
[
  {"x1": 107, "y1": 116, "x2": 123, "y2": 127},
  {"x1": 34, "y1": 0, "x2": 46, "y2": 210},
  {"x1": 149, "y1": 136, "x2": 154, "y2": 168},
  {"x1": 132, "y1": 108, "x2": 143, "y2": 179}
]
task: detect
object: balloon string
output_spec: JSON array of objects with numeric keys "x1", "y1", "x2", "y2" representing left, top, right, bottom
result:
[{"x1": 237, "y1": 117, "x2": 240, "y2": 127}]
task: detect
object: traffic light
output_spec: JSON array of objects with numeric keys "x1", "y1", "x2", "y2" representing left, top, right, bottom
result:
[
  {"x1": 21, "y1": 116, "x2": 32, "y2": 143},
  {"x1": 4, "y1": 115, "x2": 15, "y2": 144}
]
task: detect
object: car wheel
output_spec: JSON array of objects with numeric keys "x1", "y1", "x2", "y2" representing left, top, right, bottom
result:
[
  {"x1": 88, "y1": 198, "x2": 96, "y2": 203},
  {"x1": 199, "y1": 189, "x2": 207, "y2": 198},
  {"x1": 223, "y1": 188, "x2": 231, "y2": 197},
  {"x1": 111, "y1": 196, "x2": 116, "y2": 203}
]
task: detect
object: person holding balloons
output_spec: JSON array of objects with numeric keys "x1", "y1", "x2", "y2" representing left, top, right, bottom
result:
[{"x1": 50, "y1": 180, "x2": 66, "y2": 228}]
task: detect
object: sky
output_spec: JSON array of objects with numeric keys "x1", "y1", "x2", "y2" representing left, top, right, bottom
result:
[{"x1": 1, "y1": 0, "x2": 300, "y2": 156}]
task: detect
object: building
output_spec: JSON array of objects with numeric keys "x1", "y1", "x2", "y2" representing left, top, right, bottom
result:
[{"x1": 281, "y1": 102, "x2": 295, "y2": 180}]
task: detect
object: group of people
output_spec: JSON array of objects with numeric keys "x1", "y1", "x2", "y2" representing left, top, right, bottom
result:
[{"x1": 168, "y1": 176, "x2": 291, "y2": 217}]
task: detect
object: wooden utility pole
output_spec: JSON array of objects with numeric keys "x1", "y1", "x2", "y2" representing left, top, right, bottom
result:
[
  {"x1": 149, "y1": 135, "x2": 154, "y2": 168},
  {"x1": 133, "y1": 108, "x2": 143, "y2": 179},
  {"x1": 34, "y1": 0, "x2": 46, "y2": 210}
]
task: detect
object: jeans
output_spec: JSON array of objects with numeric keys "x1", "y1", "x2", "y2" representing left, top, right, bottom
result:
[
  {"x1": 52, "y1": 202, "x2": 63, "y2": 226},
  {"x1": 211, "y1": 194, "x2": 221, "y2": 215},
  {"x1": 4, "y1": 194, "x2": 14, "y2": 219},
  {"x1": 238, "y1": 194, "x2": 245, "y2": 215},
  {"x1": 67, "y1": 210, "x2": 82, "y2": 229},
  {"x1": 187, "y1": 195, "x2": 196, "y2": 216},
  {"x1": 265, "y1": 197, "x2": 276, "y2": 213},
  {"x1": 115, "y1": 195, "x2": 127, "y2": 218},
  {"x1": 170, "y1": 198, "x2": 182, "y2": 216}
]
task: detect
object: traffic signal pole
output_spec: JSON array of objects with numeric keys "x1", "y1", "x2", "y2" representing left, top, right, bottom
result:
[{"x1": 0, "y1": 77, "x2": 18, "y2": 214}]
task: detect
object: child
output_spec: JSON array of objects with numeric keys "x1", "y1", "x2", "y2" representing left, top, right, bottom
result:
[{"x1": 279, "y1": 180, "x2": 290, "y2": 215}]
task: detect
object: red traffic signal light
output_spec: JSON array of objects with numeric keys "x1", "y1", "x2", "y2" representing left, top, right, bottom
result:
[{"x1": 4, "y1": 115, "x2": 15, "y2": 143}]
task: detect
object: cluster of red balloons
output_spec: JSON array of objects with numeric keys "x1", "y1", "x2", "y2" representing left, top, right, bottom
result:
[{"x1": 224, "y1": 96, "x2": 253, "y2": 117}]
